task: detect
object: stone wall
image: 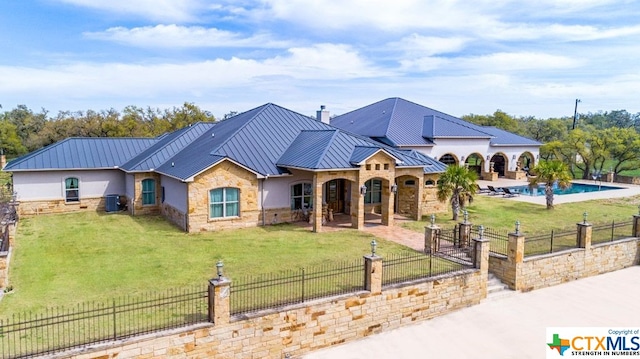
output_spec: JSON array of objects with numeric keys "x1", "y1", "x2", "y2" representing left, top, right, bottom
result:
[
  {"x1": 131, "y1": 173, "x2": 161, "y2": 216},
  {"x1": 63, "y1": 269, "x2": 485, "y2": 359},
  {"x1": 614, "y1": 174, "x2": 640, "y2": 185},
  {"x1": 161, "y1": 203, "x2": 187, "y2": 231},
  {"x1": 17, "y1": 197, "x2": 109, "y2": 216},
  {"x1": 0, "y1": 251, "x2": 8, "y2": 288},
  {"x1": 518, "y1": 239, "x2": 640, "y2": 292}
]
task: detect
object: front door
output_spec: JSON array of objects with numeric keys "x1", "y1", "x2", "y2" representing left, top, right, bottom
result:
[{"x1": 325, "y1": 179, "x2": 345, "y2": 214}]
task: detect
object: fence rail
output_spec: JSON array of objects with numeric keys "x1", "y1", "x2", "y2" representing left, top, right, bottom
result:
[
  {"x1": 230, "y1": 259, "x2": 364, "y2": 316},
  {"x1": 525, "y1": 229, "x2": 577, "y2": 257},
  {"x1": 591, "y1": 220, "x2": 634, "y2": 245},
  {"x1": 382, "y1": 250, "x2": 473, "y2": 287},
  {"x1": 0, "y1": 286, "x2": 208, "y2": 359}
]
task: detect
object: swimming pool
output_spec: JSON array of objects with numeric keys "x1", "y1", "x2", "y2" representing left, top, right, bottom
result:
[{"x1": 504, "y1": 183, "x2": 624, "y2": 196}]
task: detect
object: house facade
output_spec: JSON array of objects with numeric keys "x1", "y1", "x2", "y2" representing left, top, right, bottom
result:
[
  {"x1": 330, "y1": 98, "x2": 542, "y2": 181},
  {"x1": 5, "y1": 103, "x2": 447, "y2": 233}
]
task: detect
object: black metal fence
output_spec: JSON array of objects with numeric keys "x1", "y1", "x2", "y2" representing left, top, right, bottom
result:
[
  {"x1": 0, "y1": 286, "x2": 208, "y2": 359},
  {"x1": 591, "y1": 220, "x2": 634, "y2": 245},
  {"x1": 438, "y1": 225, "x2": 508, "y2": 256},
  {"x1": 478, "y1": 227, "x2": 509, "y2": 256},
  {"x1": 524, "y1": 229, "x2": 577, "y2": 257},
  {"x1": 382, "y1": 250, "x2": 473, "y2": 287},
  {"x1": 230, "y1": 258, "x2": 364, "y2": 316},
  {"x1": 0, "y1": 226, "x2": 8, "y2": 253}
]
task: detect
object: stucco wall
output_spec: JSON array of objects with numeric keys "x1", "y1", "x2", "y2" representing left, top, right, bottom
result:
[
  {"x1": 13, "y1": 170, "x2": 125, "y2": 202},
  {"x1": 161, "y1": 176, "x2": 187, "y2": 213}
]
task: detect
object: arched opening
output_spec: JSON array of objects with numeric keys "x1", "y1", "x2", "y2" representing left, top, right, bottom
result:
[
  {"x1": 465, "y1": 153, "x2": 484, "y2": 177},
  {"x1": 518, "y1": 152, "x2": 535, "y2": 174},
  {"x1": 439, "y1": 153, "x2": 458, "y2": 166},
  {"x1": 490, "y1": 154, "x2": 507, "y2": 177},
  {"x1": 324, "y1": 178, "x2": 352, "y2": 215}
]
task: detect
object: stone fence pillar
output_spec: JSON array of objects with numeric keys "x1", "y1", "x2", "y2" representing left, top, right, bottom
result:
[
  {"x1": 364, "y1": 255, "x2": 383, "y2": 295},
  {"x1": 506, "y1": 231, "x2": 525, "y2": 290},
  {"x1": 208, "y1": 277, "x2": 232, "y2": 325},
  {"x1": 424, "y1": 224, "x2": 440, "y2": 254},
  {"x1": 473, "y1": 236, "x2": 490, "y2": 299},
  {"x1": 577, "y1": 221, "x2": 592, "y2": 250},
  {"x1": 458, "y1": 221, "x2": 472, "y2": 248}
]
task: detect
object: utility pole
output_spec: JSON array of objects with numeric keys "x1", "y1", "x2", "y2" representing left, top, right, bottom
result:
[{"x1": 572, "y1": 99, "x2": 581, "y2": 130}]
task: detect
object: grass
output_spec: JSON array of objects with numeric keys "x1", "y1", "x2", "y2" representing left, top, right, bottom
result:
[
  {"x1": 402, "y1": 195, "x2": 640, "y2": 234},
  {"x1": 0, "y1": 212, "x2": 417, "y2": 315}
]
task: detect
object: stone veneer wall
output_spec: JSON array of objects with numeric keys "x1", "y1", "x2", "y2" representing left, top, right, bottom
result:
[
  {"x1": 187, "y1": 161, "x2": 260, "y2": 233},
  {"x1": 17, "y1": 197, "x2": 106, "y2": 216},
  {"x1": 517, "y1": 239, "x2": 640, "y2": 292},
  {"x1": 62, "y1": 270, "x2": 484, "y2": 359},
  {"x1": 161, "y1": 203, "x2": 187, "y2": 231},
  {"x1": 614, "y1": 175, "x2": 640, "y2": 185},
  {"x1": 131, "y1": 173, "x2": 161, "y2": 216},
  {"x1": 0, "y1": 250, "x2": 8, "y2": 288},
  {"x1": 488, "y1": 254, "x2": 512, "y2": 287}
]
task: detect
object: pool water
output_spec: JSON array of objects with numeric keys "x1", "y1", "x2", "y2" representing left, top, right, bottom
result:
[{"x1": 505, "y1": 183, "x2": 623, "y2": 196}]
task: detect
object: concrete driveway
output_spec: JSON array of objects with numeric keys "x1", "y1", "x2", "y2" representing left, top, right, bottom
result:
[{"x1": 304, "y1": 266, "x2": 640, "y2": 359}]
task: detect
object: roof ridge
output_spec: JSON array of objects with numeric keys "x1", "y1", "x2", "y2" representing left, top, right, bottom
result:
[
  {"x1": 313, "y1": 129, "x2": 339, "y2": 169},
  {"x1": 384, "y1": 98, "x2": 400, "y2": 137},
  {"x1": 208, "y1": 103, "x2": 273, "y2": 156}
]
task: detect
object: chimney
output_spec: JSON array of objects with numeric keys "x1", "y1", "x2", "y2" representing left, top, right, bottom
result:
[{"x1": 316, "y1": 105, "x2": 330, "y2": 124}]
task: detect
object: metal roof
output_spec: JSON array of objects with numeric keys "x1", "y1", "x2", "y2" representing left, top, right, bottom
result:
[
  {"x1": 331, "y1": 97, "x2": 496, "y2": 145},
  {"x1": 485, "y1": 126, "x2": 542, "y2": 146},
  {"x1": 4, "y1": 137, "x2": 157, "y2": 171},
  {"x1": 5, "y1": 102, "x2": 446, "y2": 179}
]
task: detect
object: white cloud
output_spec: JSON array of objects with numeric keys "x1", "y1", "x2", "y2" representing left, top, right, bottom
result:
[
  {"x1": 56, "y1": 0, "x2": 203, "y2": 22},
  {"x1": 84, "y1": 25, "x2": 291, "y2": 48},
  {"x1": 390, "y1": 34, "x2": 470, "y2": 56}
]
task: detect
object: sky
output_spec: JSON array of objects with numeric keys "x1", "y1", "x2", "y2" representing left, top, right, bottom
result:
[{"x1": 0, "y1": 0, "x2": 639, "y2": 120}]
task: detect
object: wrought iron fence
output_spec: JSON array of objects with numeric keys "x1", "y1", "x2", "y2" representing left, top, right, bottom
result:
[
  {"x1": 230, "y1": 258, "x2": 364, "y2": 316},
  {"x1": 0, "y1": 286, "x2": 209, "y2": 359},
  {"x1": 591, "y1": 220, "x2": 634, "y2": 245},
  {"x1": 525, "y1": 229, "x2": 577, "y2": 257},
  {"x1": 0, "y1": 226, "x2": 8, "y2": 253},
  {"x1": 382, "y1": 250, "x2": 473, "y2": 287},
  {"x1": 473, "y1": 226, "x2": 509, "y2": 256}
]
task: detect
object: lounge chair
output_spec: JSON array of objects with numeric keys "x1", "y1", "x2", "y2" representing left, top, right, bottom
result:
[
  {"x1": 476, "y1": 184, "x2": 490, "y2": 194},
  {"x1": 487, "y1": 186, "x2": 504, "y2": 195},
  {"x1": 502, "y1": 187, "x2": 520, "y2": 198}
]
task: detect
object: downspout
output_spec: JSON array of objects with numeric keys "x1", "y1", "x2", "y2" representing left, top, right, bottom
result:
[{"x1": 261, "y1": 175, "x2": 268, "y2": 226}]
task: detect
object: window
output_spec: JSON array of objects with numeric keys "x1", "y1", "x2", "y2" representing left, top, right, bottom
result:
[
  {"x1": 366, "y1": 164, "x2": 371, "y2": 170},
  {"x1": 65, "y1": 177, "x2": 79, "y2": 202},
  {"x1": 291, "y1": 183, "x2": 313, "y2": 210},
  {"x1": 375, "y1": 164, "x2": 380, "y2": 170},
  {"x1": 210, "y1": 188, "x2": 240, "y2": 218},
  {"x1": 425, "y1": 179, "x2": 435, "y2": 186},
  {"x1": 142, "y1": 179, "x2": 156, "y2": 205},
  {"x1": 364, "y1": 179, "x2": 382, "y2": 204},
  {"x1": 405, "y1": 179, "x2": 416, "y2": 186},
  {"x1": 384, "y1": 163, "x2": 389, "y2": 170}
]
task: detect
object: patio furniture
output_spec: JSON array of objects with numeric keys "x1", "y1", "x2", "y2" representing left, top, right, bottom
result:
[
  {"x1": 476, "y1": 184, "x2": 490, "y2": 194},
  {"x1": 502, "y1": 188, "x2": 520, "y2": 198},
  {"x1": 487, "y1": 186, "x2": 504, "y2": 195}
]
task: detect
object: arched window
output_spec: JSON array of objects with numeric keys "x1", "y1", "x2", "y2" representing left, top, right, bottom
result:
[
  {"x1": 142, "y1": 179, "x2": 156, "y2": 205},
  {"x1": 439, "y1": 154, "x2": 457, "y2": 165},
  {"x1": 210, "y1": 188, "x2": 240, "y2": 218},
  {"x1": 290, "y1": 183, "x2": 312, "y2": 210},
  {"x1": 364, "y1": 179, "x2": 382, "y2": 204},
  {"x1": 404, "y1": 179, "x2": 416, "y2": 186},
  {"x1": 65, "y1": 177, "x2": 79, "y2": 202},
  {"x1": 425, "y1": 179, "x2": 435, "y2": 186}
]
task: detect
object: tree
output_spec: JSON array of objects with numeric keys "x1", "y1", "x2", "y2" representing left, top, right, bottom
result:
[
  {"x1": 436, "y1": 165, "x2": 478, "y2": 221},
  {"x1": 528, "y1": 160, "x2": 572, "y2": 209}
]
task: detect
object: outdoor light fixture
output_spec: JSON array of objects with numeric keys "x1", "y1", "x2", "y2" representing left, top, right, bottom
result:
[
  {"x1": 460, "y1": 156, "x2": 465, "y2": 162},
  {"x1": 370, "y1": 239, "x2": 377, "y2": 256},
  {"x1": 515, "y1": 220, "x2": 520, "y2": 235},
  {"x1": 463, "y1": 209, "x2": 468, "y2": 223},
  {"x1": 390, "y1": 184, "x2": 398, "y2": 193},
  {"x1": 430, "y1": 214, "x2": 436, "y2": 226},
  {"x1": 583, "y1": 211, "x2": 588, "y2": 224},
  {"x1": 216, "y1": 260, "x2": 224, "y2": 279},
  {"x1": 512, "y1": 155, "x2": 516, "y2": 160},
  {"x1": 360, "y1": 185, "x2": 367, "y2": 195},
  {"x1": 486, "y1": 155, "x2": 490, "y2": 160},
  {"x1": 478, "y1": 225, "x2": 485, "y2": 239}
]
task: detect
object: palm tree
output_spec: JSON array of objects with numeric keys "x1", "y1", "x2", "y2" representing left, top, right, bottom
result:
[
  {"x1": 436, "y1": 165, "x2": 478, "y2": 221},
  {"x1": 528, "y1": 160, "x2": 572, "y2": 209}
]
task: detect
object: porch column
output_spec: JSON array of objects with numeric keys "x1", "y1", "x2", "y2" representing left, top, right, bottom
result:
[
  {"x1": 312, "y1": 174, "x2": 324, "y2": 233},
  {"x1": 381, "y1": 182, "x2": 394, "y2": 227},
  {"x1": 415, "y1": 178, "x2": 424, "y2": 221},
  {"x1": 351, "y1": 180, "x2": 364, "y2": 229}
]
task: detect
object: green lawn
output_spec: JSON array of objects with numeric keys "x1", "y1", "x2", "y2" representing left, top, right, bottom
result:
[
  {"x1": 402, "y1": 195, "x2": 640, "y2": 234},
  {"x1": 1, "y1": 212, "x2": 416, "y2": 315}
]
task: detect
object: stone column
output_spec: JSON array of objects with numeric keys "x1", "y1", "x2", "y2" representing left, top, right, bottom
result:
[
  {"x1": 506, "y1": 231, "x2": 525, "y2": 290},
  {"x1": 424, "y1": 224, "x2": 440, "y2": 254},
  {"x1": 208, "y1": 277, "x2": 232, "y2": 325},
  {"x1": 458, "y1": 221, "x2": 472, "y2": 248},
  {"x1": 351, "y1": 181, "x2": 364, "y2": 230},
  {"x1": 364, "y1": 255, "x2": 383, "y2": 294},
  {"x1": 473, "y1": 236, "x2": 490, "y2": 299},
  {"x1": 381, "y1": 184, "x2": 394, "y2": 227},
  {"x1": 415, "y1": 179, "x2": 424, "y2": 221},
  {"x1": 633, "y1": 214, "x2": 640, "y2": 238},
  {"x1": 312, "y1": 174, "x2": 324, "y2": 233},
  {"x1": 577, "y1": 221, "x2": 592, "y2": 250}
]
